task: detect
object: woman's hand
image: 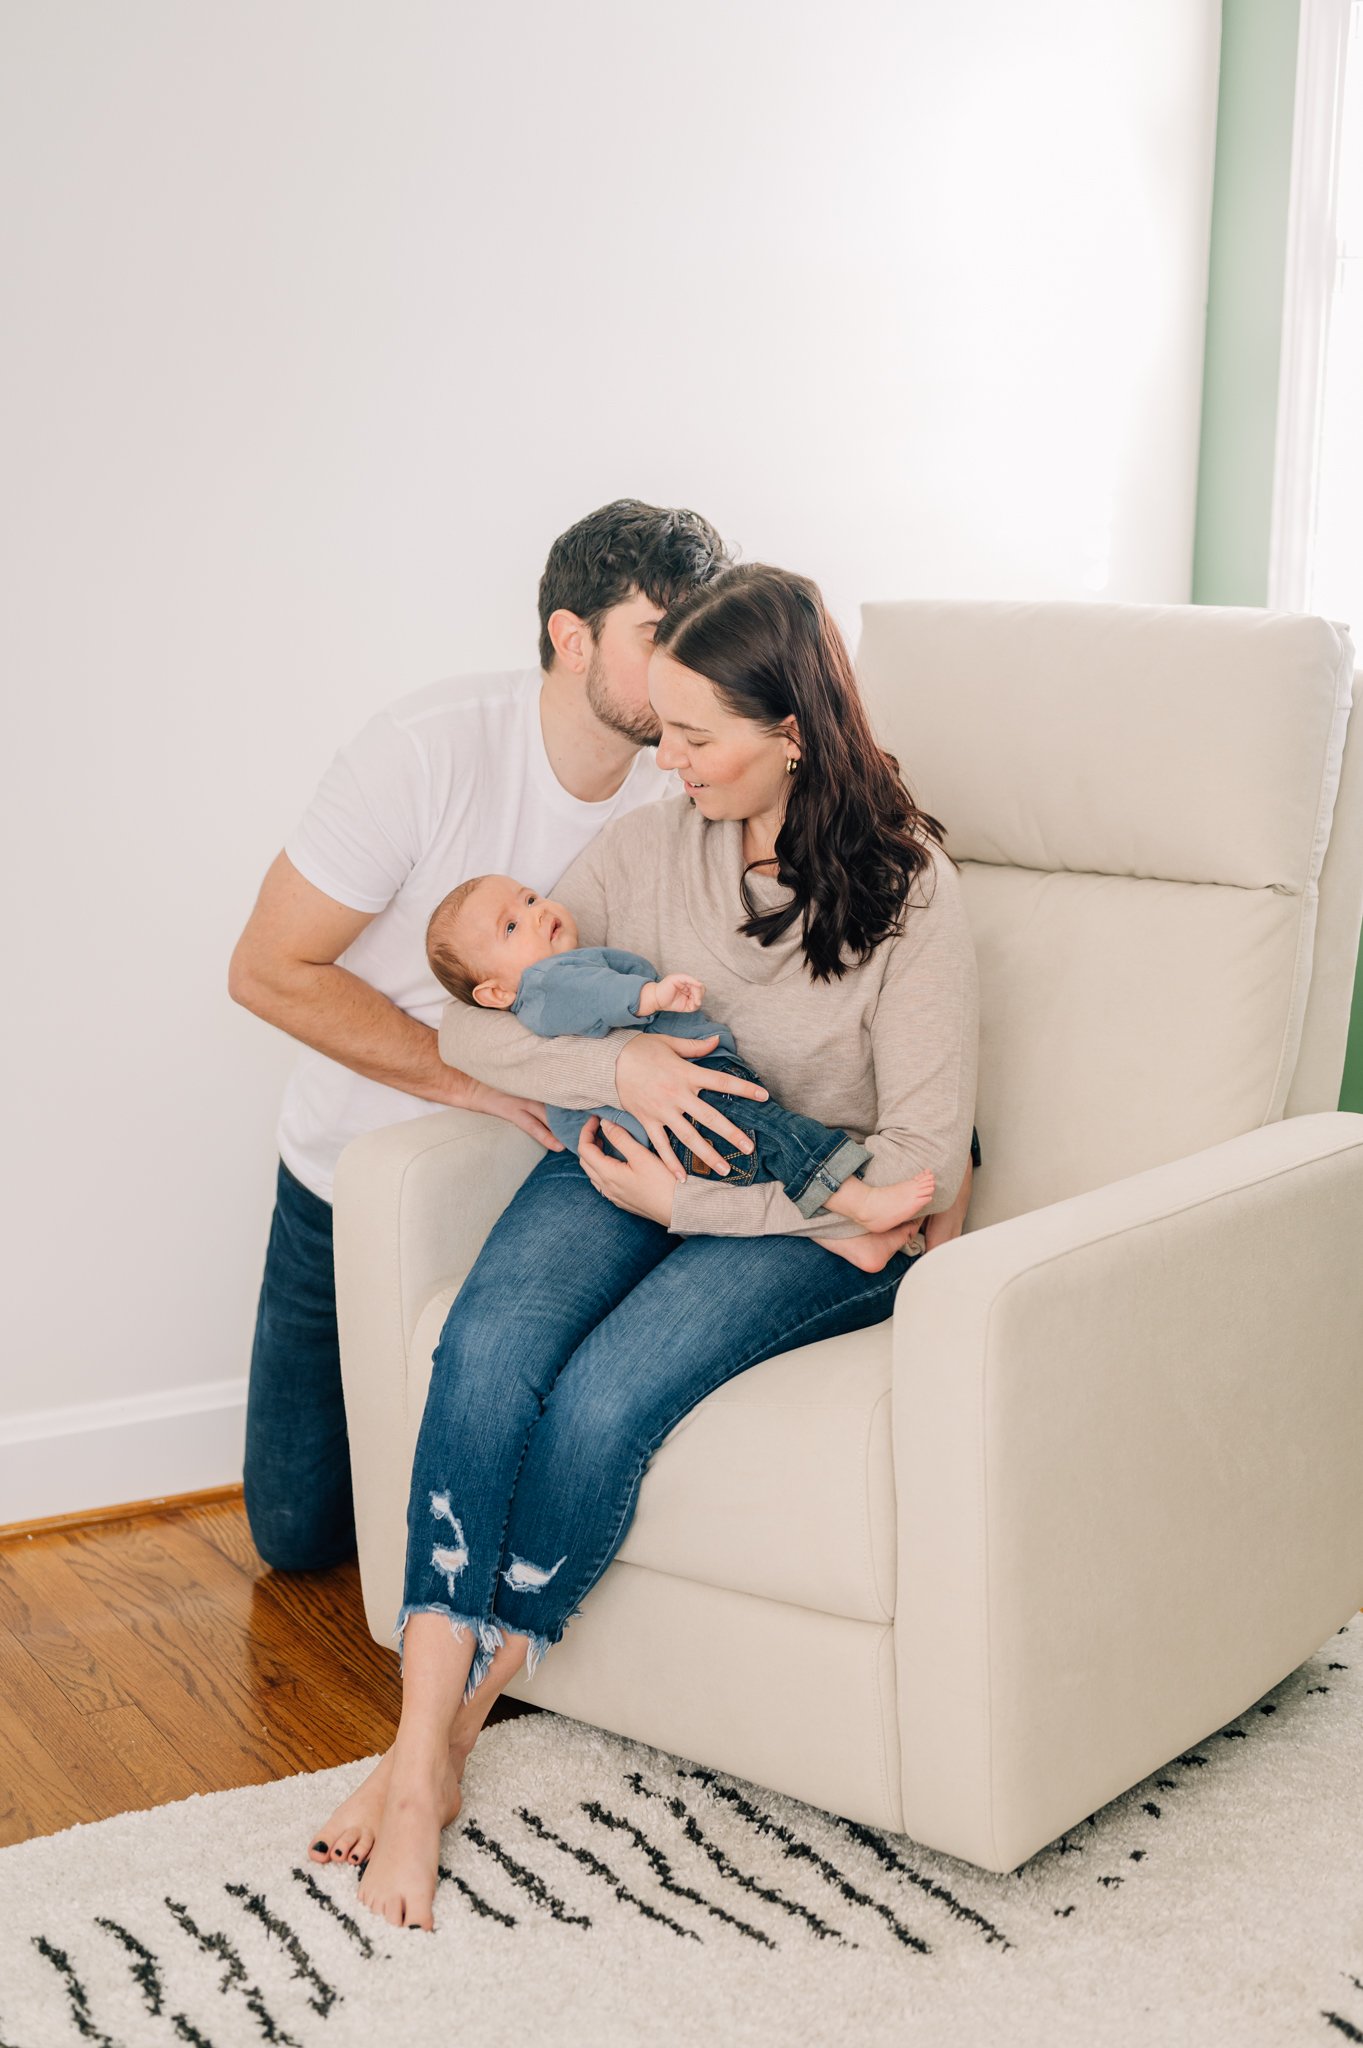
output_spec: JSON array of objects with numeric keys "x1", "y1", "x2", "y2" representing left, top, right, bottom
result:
[
  {"x1": 615, "y1": 1032, "x2": 768, "y2": 1179},
  {"x1": 577, "y1": 1116, "x2": 679, "y2": 1225}
]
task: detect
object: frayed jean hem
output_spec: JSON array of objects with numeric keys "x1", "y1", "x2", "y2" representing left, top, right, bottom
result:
[
  {"x1": 491, "y1": 1613, "x2": 554, "y2": 1682},
  {"x1": 391, "y1": 1602, "x2": 506, "y2": 1706}
]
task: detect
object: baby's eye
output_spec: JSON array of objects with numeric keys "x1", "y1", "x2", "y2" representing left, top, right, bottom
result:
[{"x1": 506, "y1": 919, "x2": 517, "y2": 935}]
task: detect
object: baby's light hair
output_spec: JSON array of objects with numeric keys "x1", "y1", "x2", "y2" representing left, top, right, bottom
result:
[{"x1": 426, "y1": 876, "x2": 491, "y2": 1005}]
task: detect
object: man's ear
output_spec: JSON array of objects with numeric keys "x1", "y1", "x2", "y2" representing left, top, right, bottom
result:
[
  {"x1": 472, "y1": 979, "x2": 517, "y2": 1010},
  {"x1": 546, "y1": 607, "x2": 592, "y2": 676}
]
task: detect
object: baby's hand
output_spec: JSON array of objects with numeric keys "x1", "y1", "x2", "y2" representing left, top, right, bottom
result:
[{"x1": 645, "y1": 972, "x2": 706, "y2": 1015}]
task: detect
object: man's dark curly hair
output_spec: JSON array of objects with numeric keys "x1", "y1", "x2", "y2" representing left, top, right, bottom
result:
[{"x1": 537, "y1": 500, "x2": 731, "y2": 669}]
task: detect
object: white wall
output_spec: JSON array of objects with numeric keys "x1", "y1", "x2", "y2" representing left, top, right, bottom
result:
[{"x1": 0, "y1": 0, "x2": 1221, "y2": 1519}]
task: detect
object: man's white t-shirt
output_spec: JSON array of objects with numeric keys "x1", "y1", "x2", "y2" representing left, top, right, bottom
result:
[{"x1": 278, "y1": 665, "x2": 677, "y2": 1202}]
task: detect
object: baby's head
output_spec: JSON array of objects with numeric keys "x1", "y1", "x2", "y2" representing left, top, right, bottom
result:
[{"x1": 426, "y1": 875, "x2": 580, "y2": 1010}]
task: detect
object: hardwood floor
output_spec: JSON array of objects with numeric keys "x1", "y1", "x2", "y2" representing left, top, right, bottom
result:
[{"x1": 0, "y1": 1490, "x2": 538, "y2": 1848}]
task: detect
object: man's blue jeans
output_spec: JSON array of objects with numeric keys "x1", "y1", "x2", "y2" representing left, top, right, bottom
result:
[
  {"x1": 397, "y1": 1147, "x2": 922, "y2": 1702},
  {"x1": 243, "y1": 1161, "x2": 357, "y2": 1572}
]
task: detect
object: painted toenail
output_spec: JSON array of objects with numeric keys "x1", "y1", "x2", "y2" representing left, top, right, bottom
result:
[{"x1": 314, "y1": 1841, "x2": 328, "y2": 1852}]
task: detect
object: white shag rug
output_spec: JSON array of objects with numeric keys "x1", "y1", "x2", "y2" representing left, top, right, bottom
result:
[{"x1": 3, "y1": 1617, "x2": 1363, "y2": 2048}]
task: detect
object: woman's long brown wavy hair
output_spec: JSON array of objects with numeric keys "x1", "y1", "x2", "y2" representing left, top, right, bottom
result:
[{"x1": 654, "y1": 563, "x2": 950, "y2": 983}]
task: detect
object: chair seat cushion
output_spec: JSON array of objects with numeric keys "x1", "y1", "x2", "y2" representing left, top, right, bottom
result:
[{"x1": 406, "y1": 1289, "x2": 897, "y2": 1625}]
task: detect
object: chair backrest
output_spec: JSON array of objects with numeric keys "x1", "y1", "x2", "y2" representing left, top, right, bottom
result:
[{"x1": 856, "y1": 599, "x2": 1360, "y2": 1229}]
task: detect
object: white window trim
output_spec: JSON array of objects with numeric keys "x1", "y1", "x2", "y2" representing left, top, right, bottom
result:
[{"x1": 1268, "y1": 0, "x2": 1355, "y2": 614}]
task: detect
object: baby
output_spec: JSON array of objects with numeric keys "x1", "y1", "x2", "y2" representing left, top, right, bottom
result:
[{"x1": 425, "y1": 873, "x2": 937, "y2": 1237}]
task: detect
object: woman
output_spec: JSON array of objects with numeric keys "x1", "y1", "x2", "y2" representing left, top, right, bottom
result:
[{"x1": 310, "y1": 563, "x2": 980, "y2": 1928}]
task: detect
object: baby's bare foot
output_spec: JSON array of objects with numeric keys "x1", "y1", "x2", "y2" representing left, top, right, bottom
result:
[
  {"x1": 825, "y1": 1223, "x2": 916, "y2": 1273},
  {"x1": 358, "y1": 1744, "x2": 464, "y2": 1931},
  {"x1": 828, "y1": 1168, "x2": 934, "y2": 1235},
  {"x1": 309, "y1": 1736, "x2": 471, "y2": 1869}
]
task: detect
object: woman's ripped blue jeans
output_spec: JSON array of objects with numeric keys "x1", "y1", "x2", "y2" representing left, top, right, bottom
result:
[{"x1": 396, "y1": 1147, "x2": 921, "y2": 1703}]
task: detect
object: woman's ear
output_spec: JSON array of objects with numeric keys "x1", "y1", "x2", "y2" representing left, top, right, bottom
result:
[{"x1": 473, "y1": 980, "x2": 517, "y2": 1010}]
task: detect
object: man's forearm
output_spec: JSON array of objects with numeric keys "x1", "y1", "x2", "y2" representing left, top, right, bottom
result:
[{"x1": 233, "y1": 959, "x2": 471, "y2": 1106}]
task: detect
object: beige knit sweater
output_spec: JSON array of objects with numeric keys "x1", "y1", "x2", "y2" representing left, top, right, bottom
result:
[{"x1": 438, "y1": 795, "x2": 979, "y2": 1243}]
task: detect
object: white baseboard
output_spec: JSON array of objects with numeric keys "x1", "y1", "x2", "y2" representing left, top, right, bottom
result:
[{"x1": 0, "y1": 1378, "x2": 248, "y2": 1524}]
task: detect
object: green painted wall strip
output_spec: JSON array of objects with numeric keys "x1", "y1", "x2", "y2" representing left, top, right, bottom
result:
[
  {"x1": 1191, "y1": 0, "x2": 1302, "y2": 607},
  {"x1": 1191, "y1": 0, "x2": 1362, "y2": 1109}
]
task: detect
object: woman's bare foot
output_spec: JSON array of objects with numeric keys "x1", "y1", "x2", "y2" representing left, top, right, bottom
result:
[
  {"x1": 357, "y1": 1741, "x2": 465, "y2": 1931},
  {"x1": 827, "y1": 1167, "x2": 935, "y2": 1234},
  {"x1": 824, "y1": 1220, "x2": 918, "y2": 1272},
  {"x1": 309, "y1": 1736, "x2": 471, "y2": 1870}
]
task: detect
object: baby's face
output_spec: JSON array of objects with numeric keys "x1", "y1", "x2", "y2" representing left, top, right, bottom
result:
[{"x1": 457, "y1": 876, "x2": 580, "y2": 1006}]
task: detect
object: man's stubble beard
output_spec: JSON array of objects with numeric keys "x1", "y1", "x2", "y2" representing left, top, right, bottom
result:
[{"x1": 585, "y1": 649, "x2": 663, "y2": 750}]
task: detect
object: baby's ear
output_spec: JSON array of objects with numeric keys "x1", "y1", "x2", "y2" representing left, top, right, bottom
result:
[{"x1": 472, "y1": 980, "x2": 516, "y2": 1010}]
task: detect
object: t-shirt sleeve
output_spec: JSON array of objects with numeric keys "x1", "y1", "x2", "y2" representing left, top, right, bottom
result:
[{"x1": 283, "y1": 711, "x2": 432, "y2": 914}]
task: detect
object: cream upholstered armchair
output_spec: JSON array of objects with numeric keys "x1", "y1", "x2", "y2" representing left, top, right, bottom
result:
[{"x1": 334, "y1": 600, "x2": 1363, "y2": 1875}]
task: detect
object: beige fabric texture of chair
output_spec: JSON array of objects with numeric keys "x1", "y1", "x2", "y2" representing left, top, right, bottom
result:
[{"x1": 334, "y1": 599, "x2": 1363, "y2": 1874}]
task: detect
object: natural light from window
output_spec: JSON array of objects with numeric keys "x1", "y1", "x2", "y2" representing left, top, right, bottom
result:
[{"x1": 1309, "y1": 2, "x2": 1363, "y2": 637}]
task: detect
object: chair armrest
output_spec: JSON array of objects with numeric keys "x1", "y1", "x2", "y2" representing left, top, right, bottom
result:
[
  {"x1": 333, "y1": 1109, "x2": 542, "y2": 1640},
  {"x1": 891, "y1": 1110, "x2": 1363, "y2": 1872}
]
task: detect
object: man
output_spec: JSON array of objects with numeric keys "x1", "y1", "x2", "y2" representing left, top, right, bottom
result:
[{"x1": 228, "y1": 500, "x2": 731, "y2": 1571}]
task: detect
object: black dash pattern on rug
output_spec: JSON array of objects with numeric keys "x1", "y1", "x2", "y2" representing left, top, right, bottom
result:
[
  {"x1": 30, "y1": 1936, "x2": 119, "y2": 2048},
  {"x1": 171, "y1": 2015, "x2": 217, "y2": 2048},
  {"x1": 164, "y1": 1897, "x2": 301, "y2": 2048},
  {"x1": 579, "y1": 1798, "x2": 775, "y2": 1947},
  {"x1": 676, "y1": 1767, "x2": 931, "y2": 1955},
  {"x1": 224, "y1": 1882, "x2": 340, "y2": 2017},
  {"x1": 94, "y1": 1916, "x2": 165, "y2": 2015},
  {"x1": 623, "y1": 1770, "x2": 854, "y2": 1947},
  {"x1": 289, "y1": 1865, "x2": 378, "y2": 1959},
  {"x1": 517, "y1": 1807, "x2": 700, "y2": 1942},
  {"x1": 831, "y1": 1817, "x2": 1015, "y2": 1951},
  {"x1": 437, "y1": 1864, "x2": 517, "y2": 1927},
  {"x1": 460, "y1": 1818, "x2": 592, "y2": 1927}
]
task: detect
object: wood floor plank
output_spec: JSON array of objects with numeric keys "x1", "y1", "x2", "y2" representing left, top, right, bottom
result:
[
  {"x1": 0, "y1": 1499, "x2": 541, "y2": 1845},
  {"x1": 59, "y1": 1520, "x2": 388, "y2": 1775},
  {"x1": 148, "y1": 1517, "x2": 400, "y2": 1758},
  {"x1": 85, "y1": 1702, "x2": 205, "y2": 1810},
  {"x1": 0, "y1": 1701, "x2": 90, "y2": 1848},
  {"x1": 0, "y1": 1539, "x2": 222, "y2": 1767},
  {"x1": 0, "y1": 1542, "x2": 139, "y2": 1716},
  {"x1": 169, "y1": 1512, "x2": 401, "y2": 1713},
  {"x1": 184, "y1": 1497, "x2": 264, "y2": 1573},
  {"x1": 51, "y1": 1523, "x2": 306, "y2": 1794},
  {"x1": 0, "y1": 1634, "x2": 150, "y2": 1824}
]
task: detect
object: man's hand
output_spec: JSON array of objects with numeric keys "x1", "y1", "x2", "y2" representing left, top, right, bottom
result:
[
  {"x1": 459, "y1": 1077, "x2": 562, "y2": 1152},
  {"x1": 577, "y1": 1116, "x2": 678, "y2": 1224},
  {"x1": 615, "y1": 1032, "x2": 768, "y2": 1181}
]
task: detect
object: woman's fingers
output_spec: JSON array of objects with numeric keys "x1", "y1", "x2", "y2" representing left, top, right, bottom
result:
[
  {"x1": 665, "y1": 1115, "x2": 733, "y2": 1176},
  {"x1": 689, "y1": 1065, "x2": 769, "y2": 1102},
  {"x1": 644, "y1": 1120, "x2": 687, "y2": 1183},
  {"x1": 682, "y1": 1098, "x2": 756, "y2": 1160},
  {"x1": 577, "y1": 1116, "x2": 607, "y2": 1190}
]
